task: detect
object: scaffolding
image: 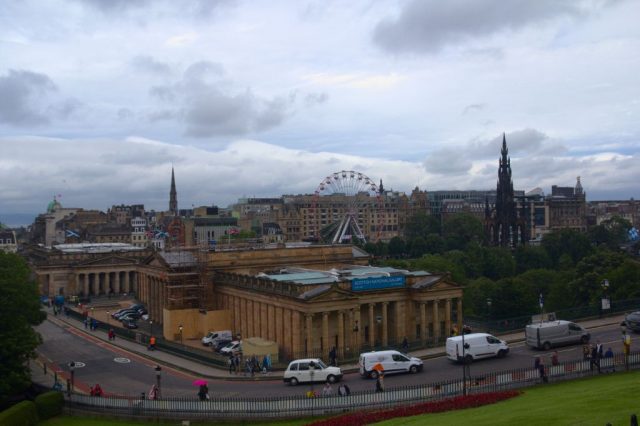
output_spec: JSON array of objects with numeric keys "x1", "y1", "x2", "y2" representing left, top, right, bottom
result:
[{"x1": 164, "y1": 247, "x2": 213, "y2": 310}]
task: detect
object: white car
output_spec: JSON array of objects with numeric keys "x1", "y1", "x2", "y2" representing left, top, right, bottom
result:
[
  {"x1": 219, "y1": 341, "x2": 242, "y2": 356},
  {"x1": 283, "y1": 359, "x2": 343, "y2": 386}
]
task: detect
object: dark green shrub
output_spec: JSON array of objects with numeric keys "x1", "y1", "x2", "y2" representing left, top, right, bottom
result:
[
  {"x1": 34, "y1": 391, "x2": 64, "y2": 420},
  {"x1": 0, "y1": 400, "x2": 39, "y2": 426}
]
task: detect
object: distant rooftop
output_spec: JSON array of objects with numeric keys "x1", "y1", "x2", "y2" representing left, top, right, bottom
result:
[
  {"x1": 52, "y1": 243, "x2": 145, "y2": 253},
  {"x1": 261, "y1": 265, "x2": 430, "y2": 285}
]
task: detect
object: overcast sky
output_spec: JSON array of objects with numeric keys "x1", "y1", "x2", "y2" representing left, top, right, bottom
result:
[{"x1": 1, "y1": 0, "x2": 639, "y2": 224}]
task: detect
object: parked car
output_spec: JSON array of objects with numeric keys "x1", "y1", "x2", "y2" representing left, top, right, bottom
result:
[
  {"x1": 358, "y1": 350, "x2": 423, "y2": 379},
  {"x1": 114, "y1": 309, "x2": 138, "y2": 320},
  {"x1": 202, "y1": 330, "x2": 233, "y2": 347},
  {"x1": 219, "y1": 341, "x2": 242, "y2": 356},
  {"x1": 119, "y1": 312, "x2": 141, "y2": 321},
  {"x1": 283, "y1": 359, "x2": 343, "y2": 385},
  {"x1": 122, "y1": 319, "x2": 138, "y2": 329},
  {"x1": 624, "y1": 311, "x2": 640, "y2": 332},
  {"x1": 213, "y1": 339, "x2": 233, "y2": 352}
]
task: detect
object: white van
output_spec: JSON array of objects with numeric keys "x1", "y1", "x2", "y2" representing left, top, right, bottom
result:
[
  {"x1": 201, "y1": 330, "x2": 232, "y2": 347},
  {"x1": 525, "y1": 320, "x2": 590, "y2": 350},
  {"x1": 358, "y1": 350, "x2": 423, "y2": 379},
  {"x1": 219, "y1": 340, "x2": 242, "y2": 356},
  {"x1": 446, "y1": 333, "x2": 509, "y2": 363}
]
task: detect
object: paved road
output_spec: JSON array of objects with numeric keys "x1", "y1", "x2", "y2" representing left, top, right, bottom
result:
[{"x1": 35, "y1": 318, "x2": 632, "y2": 398}]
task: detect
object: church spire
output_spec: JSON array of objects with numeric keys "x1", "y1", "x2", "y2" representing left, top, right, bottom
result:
[{"x1": 169, "y1": 167, "x2": 177, "y2": 216}]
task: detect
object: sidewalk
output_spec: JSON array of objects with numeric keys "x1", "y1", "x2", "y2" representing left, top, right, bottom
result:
[{"x1": 41, "y1": 309, "x2": 626, "y2": 383}]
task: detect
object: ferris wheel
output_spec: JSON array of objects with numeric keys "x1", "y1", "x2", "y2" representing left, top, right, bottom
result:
[{"x1": 311, "y1": 170, "x2": 383, "y2": 244}]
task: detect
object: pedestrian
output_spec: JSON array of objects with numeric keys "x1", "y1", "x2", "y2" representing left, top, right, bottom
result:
[
  {"x1": 329, "y1": 346, "x2": 337, "y2": 367},
  {"x1": 234, "y1": 353, "x2": 241, "y2": 374},
  {"x1": 622, "y1": 329, "x2": 631, "y2": 370},
  {"x1": 375, "y1": 374, "x2": 385, "y2": 393},
  {"x1": 551, "y1": 351, "x2": 559, "y2": 366},
  {"x1": 631, "y1": 413, "x2": 638, "y2": 426},
  {"x1": 148, "y1": 336, "x2": 156, "y2": 351},
  {"x1": 582, "y1": 343, "x2": 591, "y2": 361},
  {"x1": 262, "y1": 354, "x2": 269, "y2": 373},
  {"x1": 401, "y1": 336, "x2": 409, "y2": 353},
  {"x1": 322, "y1": 382, "x2": 333, "y2": 397},
  {"x1": 338, "y1": 383, "x2": 351, "y2": 397},
  {"x1": 84, "y1": 317, "x2": 89, "y2": 329},
  {"x1": 148, "y1": 384, "x2": 158, "y2": 400},
  {"x1": 228, "y1": 355, "x2": 235, "y2": 374},
  {"x1": 451, "y1": 324, "x2": 459, "y2": 337},
  {"x1": 198, "y1": 385, "x2": 207, "y2": 401},
  {"x1": 590, "y1": 344, "x2": 601, "y2": 373},
  {"x1": 538, "y1": 357, "x2": 547, "y2": 383}
]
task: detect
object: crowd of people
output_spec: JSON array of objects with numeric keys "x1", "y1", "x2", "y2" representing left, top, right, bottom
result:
[{"x1": 227, "y1": 353, "x2": 272, "y2": 376}]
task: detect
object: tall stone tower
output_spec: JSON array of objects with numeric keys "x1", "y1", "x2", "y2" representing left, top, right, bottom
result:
[
  {"x1": 169, "y1": 167, "x2": 178, "y2": 216},
  {"x1": 486, "y1": 134, "x2": 527, "y2": 247}
]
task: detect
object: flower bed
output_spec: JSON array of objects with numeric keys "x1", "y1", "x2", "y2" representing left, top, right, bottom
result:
[{"x1": 307, "y1": 390, "x2": 522, "y2": 426}]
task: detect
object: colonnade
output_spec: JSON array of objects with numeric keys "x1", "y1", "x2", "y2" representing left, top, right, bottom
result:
[
  {"x1": 75, "y1": 270, "x2": 137, "y2": 297},
  {"x1": 220, "y1": 291, "x2": 463, "y2": 359}
]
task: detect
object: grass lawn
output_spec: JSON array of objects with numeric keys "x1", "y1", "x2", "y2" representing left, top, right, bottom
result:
[
  {"x1": 39, "y1": 371, "x2": 640, "y2": 426},
  {"x1": 375, "y1": 370, "x2": 640, "y2": 426}
]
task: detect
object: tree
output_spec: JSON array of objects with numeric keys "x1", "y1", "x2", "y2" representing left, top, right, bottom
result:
[
  {"x1": 541, "y1": 229, "x2": 593, "y2": 268},
  {"x1": 404, "y1": 212, "x2": 440, "y2": 240},
  {"x1": 0, "y1": 252, "x2": 46, "y2": 404},
  {"x1": 588, "y1": 216, "x2": 632, "y2": 249},
  {"x1": 424, "y1": 233, "x2": 445, "y2": 254},
  {"x1": 387, "y1": 236, "x2": 406, "y2": 258},
  {"x1": 442, "y1": 213, "x2": 484, "y2": 251},
  {"x1": 407, "y1": 236, "x2": 428, "y2": 258},
  {"x1": 514, "y1": 245, "x2": 552, "y2": 274}
]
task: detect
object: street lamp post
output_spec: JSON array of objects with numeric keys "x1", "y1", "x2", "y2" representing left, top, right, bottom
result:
[
  {"x1": 486, "y1": 298, "x2": 492, "y2": 333},
  {"x1": 68, "y1": 361, "x2": 75, "y2": 396},
  {"x1": 178, "y1": 324, "x2": 183, "y2": 346},
  {"x1": 155, "y1": 365, "x2": 162, "y2": 399},
  {"x1": 106, "y1": 311, "x2": 110, "y2": 327},
  {"x1": 601, "y1": 279, "x2": 611, "y2": 317},
  {"x1": 149, "y1": 320, "x2": 153, "y2": 337}
]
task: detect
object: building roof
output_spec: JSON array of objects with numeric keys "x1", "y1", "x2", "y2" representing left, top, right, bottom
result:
[
  {"x1": 159, "y1": 251, "x2": 198, "y2": 267},
  {"x1": 262, "y1": 265, "x2": 430, "y2": 285},
  {"x1": 52, "y1": 243, "x2": 144, "y2": 253}
]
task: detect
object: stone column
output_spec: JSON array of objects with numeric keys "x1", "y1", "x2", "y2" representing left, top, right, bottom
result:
[
  {"x1": 267, "y1": 304, "x2": 275, "y2": 341},
  {"x1": 382, "y1": 302, "x2": 389, "y2": 347},
  {"x1": 254, "y1": 301, "x2": 261, "y2": 338},
  {"x1": 123, "y1": 271, "x2": 130, "y2": 293},
  {"x1": 420, "y1": 302, "x2": 427, "y2": 344},
  {"x1": 240, "y1": 298, "x2": 248, "y2": 340},
  {"x1": 368, "y1": 303, "x2": 375, "y2": 345},
  {"x1": 234, "y1": 297, "x2": 241, "y2": 337},
  {"x1": 305, "y1": 314, "x2": 313, "y2": 356},
  {"x1": 354, "y1": 307, "x2": 361, "y2": 351},
  {"x1": 445, "y1": 298, "x2": 452, "y2": 337},
  {"x1": 337, "y1": 311, "x2": 345, "y2": 357},
  {"x1": 322, "y1": 312, "x2": 330, "y2": 355},
  {"x1": 130, "y1": 272, "x2": 137, "y2": 294},
  {"x1": 260, "y1": 302, "x2": 268, "y2": 338},
  {"x1": 247, "y1": 300, "x2": 254, "y2": 337},
  {"x1": 283, "y1": 308, "x2": 293, "y2": 359},
  {"x1": 433, "y1": 299, "x2": 440, "y2": 342},
  {"x1": 292, "y1": 311, "x2": 302, "y2": 358},
  {"x1": 457, "y1": 298, "x2": 463, "y2": 332},
  {"x1": 105, "y1": 272, "x2": 111, "y2": 295},
  {"x1": 395, "y1": 300, "x2": 405, "y2": 345},
  {"x1": 83, "y1": 274, "x2": 89, "y2": 296},
  {"x1": 275, "y1": 306, "x2": 283, "y2": 348},
  {"x1": 114, "y1": 271, "x2": 120, "y2": 295}
]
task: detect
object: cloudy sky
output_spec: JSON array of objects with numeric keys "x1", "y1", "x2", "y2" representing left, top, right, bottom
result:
[{"x1": 1, "y1": 0, "x2": 639, "y2": 225}]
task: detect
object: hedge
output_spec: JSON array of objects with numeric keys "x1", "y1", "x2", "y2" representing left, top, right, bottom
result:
[
  {"x1": 35, "y1": 391, "x2": 64, "y2": 420},
  {"x1": 0, "y1": 400, "x2": 39, "y2": 426}
]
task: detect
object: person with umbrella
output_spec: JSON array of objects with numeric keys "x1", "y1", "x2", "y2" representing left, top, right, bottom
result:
[{"x1": 194, "y1": 379, "x2": 209, "y2": 400}]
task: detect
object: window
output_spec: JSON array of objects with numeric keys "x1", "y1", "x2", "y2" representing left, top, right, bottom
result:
[
  {"x1": 392, "y1": 354, "x2": 409, "y2": 362},
  {"x1": 486, "y1": 336, "x2": 501, "y2": 344},
  {"x1": 298, "y1": 362, "x2": 310, "y2": 371},
  {"x1": 289, "y1": 363, "x2": 298, "y2": 371}
]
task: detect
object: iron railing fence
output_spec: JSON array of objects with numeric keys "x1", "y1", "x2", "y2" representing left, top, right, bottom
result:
[{"x1": 64, "y1": 351, "x2": 640, "y2": 420}]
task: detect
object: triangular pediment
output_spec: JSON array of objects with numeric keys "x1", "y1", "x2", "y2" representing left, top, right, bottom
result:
[
  {"x1": 411, "y1": 275, "x2": 462, "y2": 291},
  {"x1": 77, "y1": 255, "x2": 138, "y2": 267},
  {"x1": 301, "y1": 285, "x2": 357, "y2": 302}
]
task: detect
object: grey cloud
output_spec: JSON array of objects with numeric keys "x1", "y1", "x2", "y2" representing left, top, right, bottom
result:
[
  {"x1": 117, "y1": 108, "x2": 134, "y2": 121},
  {"x1": 462, "y1": 103, "x2": 485, "y2": 115},
  {"x1": 79, "y1": 0, "x2": 235, "y2": 20},
  {"x1": 424, "y1": 148, "x2": 473, "y2": 175},
  {"x1": 305, "y1": 92, "x2": 329, "y2": 107},
  {"x1": 131, "y1": 55, "x2": 172, "y2": 76},
  {"x1": 0, "y1": 69, "x2": 57, "y2": 126},
  {"x1": 373, "y1": 0, "x2": 585, "y2": 54},
  {"x1": 150, "y1": 61, "x2": 294, "y2": 137},
  {"x1": 471, "y1": 128, "x2": 556, "y2": 159},
  {"x1": 47, "y1": 98, "x2": 84, "y2": 120}
]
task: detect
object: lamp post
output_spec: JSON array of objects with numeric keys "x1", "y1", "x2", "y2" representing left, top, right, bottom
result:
[
  {"x1": 149, "y1": 320, "x2": 153, "y2": 337},
  {"x1": 155, "y1": 365, "x2": 162, "y2": 399},
  {"x1": 486, "y1": 298, "x2": 492, "y2": 333},
  {"x1": 601, "y1": 279, "x2": 611, "y2": 317},
  {"x1": 376, "y1": 315, "x2": 382, "y2": 349},
  {"x1": 106, "y1": 311, "x2": 110, "y2": 327},
  {"x1": 68, "y1": 361, "x2": 75, "y2": 396},
  {"x1": 178, "y1": 324, "x2": 183, "y2": 346}
]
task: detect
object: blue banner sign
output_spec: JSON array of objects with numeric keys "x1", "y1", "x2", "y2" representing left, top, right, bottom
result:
[{"x1": 351, "y1": 276, "x2": 405, "y2": 292}]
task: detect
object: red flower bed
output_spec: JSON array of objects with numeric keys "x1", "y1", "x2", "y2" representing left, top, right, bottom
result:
[{"x1": 307, "y1": 390, "x2": 521, "y2": 426}]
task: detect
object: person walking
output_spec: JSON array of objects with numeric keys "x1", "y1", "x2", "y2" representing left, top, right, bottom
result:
[
  {"x1": 375, "y1": 374, "x2": 385, "y2": 393},
  {"x1": 338, "y1": 383, "x2": 351, "y2": 397},
  {"x1": 551, "y1": 351, "x2": 559, "y2": 366},
  {"x1": 329, "y1": 346, "x2": 337, "y2": 367},
  {"x1": 622, "y1": 329, "x2": 631, "y2": 371},
  {"x1": 228, "y1": 355, "x2": 235, "y2": 375},
  {"x1": 322, "y1": 382, "x2": 333, "y2": 397},
  {"x1": 401, "y1": 337, "x2": 409, "y2": 353},
  {"x1": 582, "y1": 343, "x2": 591, "y2": 361},
  {"x1": 590, "y1": 344, "x2": 601, "y2": 373}
]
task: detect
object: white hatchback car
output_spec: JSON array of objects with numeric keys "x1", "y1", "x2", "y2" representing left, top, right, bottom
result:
[{"x1": 283, "y1": 359, "x2": 343, "y2": 386}]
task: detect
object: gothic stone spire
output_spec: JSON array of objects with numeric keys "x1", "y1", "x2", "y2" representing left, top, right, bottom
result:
[{"x1": 169, "y1": 167, "x2": 177, "y2": 215}]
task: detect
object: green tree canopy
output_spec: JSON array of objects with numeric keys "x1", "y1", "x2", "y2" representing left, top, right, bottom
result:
[
  {"x1": 0, "y1": 252, "x2": 46, "y2": 404},
  {"x1": 541, "y1": 228, "x2": 593, "y2": 268},
  {"x1": 442, "y1": 213, "x2": 484, "y2": 251},
  {"x1": 387, "y1": 236, "x2": 406, "y2": 258},
  {"x1": 404, "y1": 212, "x2": 441, "y2": 240},
  {"x1": 514, "y1": 245, "x2": 552, "y2": 274}
]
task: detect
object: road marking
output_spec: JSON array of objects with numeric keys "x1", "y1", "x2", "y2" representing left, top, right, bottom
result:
[
  {"x1": 114, "y1": 357, "x2": 131, "y2": 364},
  {"x1": 70, "y1": 361, "x2": 86, "y2": 368}
]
